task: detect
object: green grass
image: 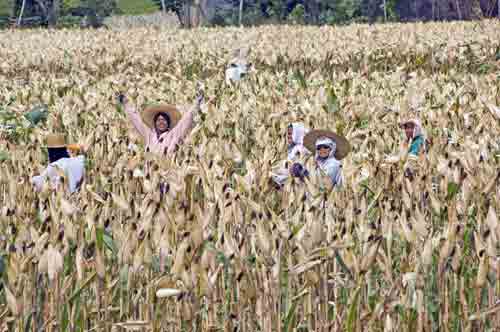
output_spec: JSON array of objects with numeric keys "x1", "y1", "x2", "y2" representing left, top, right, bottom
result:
[
  {"x1": 0, "y1": 0, "x2": 14, "y2": 17},
  {"x1": 116, "y1": 0, "x2": 159, "y2": 15}
]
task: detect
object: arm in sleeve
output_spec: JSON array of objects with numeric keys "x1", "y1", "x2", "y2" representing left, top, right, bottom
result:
[
  {"x1": 165, "y1": 107, "x2": 195, "y2": 154},
  {"x1": 408, "y1": 136, "x2": 424, "y2": 156},
  {"x1": 326, "y1": 163, "x2": 343, "y2": 189},
  {"x1": 31, "y1": 169, "x2": 48, "y2": 192},
  {"x1": 66, "y1": 156, "x2": 86, "y2": 193},
  {"x1": 32, "y1": 165, "x2": 59, "y2": 191},
  {"x1": 124, "y1": 104, "x2": 150, "y2": 139}
]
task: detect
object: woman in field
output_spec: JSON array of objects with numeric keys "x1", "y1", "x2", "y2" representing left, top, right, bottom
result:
[
  {"x1": 271, "y1": 122, "x2": 311, "y2": 187},
  {"x1": 383, "y1": 118, "x2": 427, "y2": 179},
  {"x1": 400, "y1": 118, "x2": 427, "y2": 179},
  {"x1": 117, "y1": 94, "x2": 203, "y2": 155},
  {"x1": 290, "y1": 129, "x2": 350, "y2": 191},
  {"x1": 401, "y1": 118, "x2": 426, "y2": 156},
  {"x1": 31, "y1": 134, "x2": 86, "y2": 194}
]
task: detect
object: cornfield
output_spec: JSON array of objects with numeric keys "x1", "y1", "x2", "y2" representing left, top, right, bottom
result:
[{"x1": 1, "y1": 20, "x2": 500, "y2": 331}]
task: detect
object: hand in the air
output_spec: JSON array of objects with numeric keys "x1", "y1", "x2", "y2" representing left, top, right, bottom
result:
[
  {"x1": 195, "y1": 92, "x2": 204, "y2": 108},
  {"x1": 116, "y1": 93, "x2": 128, "y2": 106}
]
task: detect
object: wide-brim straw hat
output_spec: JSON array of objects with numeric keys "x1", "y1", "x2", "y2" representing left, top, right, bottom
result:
[
  {"x1": 46, "y1": 134, "x2": 66, "y2": 148},
  {"x1": 142, "y1": 105, "x2": 181, "y2": 130},
  {"x1": 45, "y1": 134, "x2": 82, "y2": 152},
  {"x1": 303, "y1": 129, "x2": 351, "y2": 160}
]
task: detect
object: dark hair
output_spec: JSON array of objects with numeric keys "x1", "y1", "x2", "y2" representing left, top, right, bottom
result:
[
  {"x1": 48, "y1": 147, "x2": 70, "y2": 163},
  {"x1": 153, "y1": 112, "x2": 171, "y2": 129}
]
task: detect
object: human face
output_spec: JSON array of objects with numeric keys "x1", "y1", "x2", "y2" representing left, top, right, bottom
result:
[
  {"x1": 287, "y1": 127, "x2": 293, "y2": 144},
  {"x1": 404, "y1": 123, "x2": 415, "y2": 140},
  {"x1": 317, "y1": 144, "x2": 331, "y2": 158},
  {"x1": 155, "y1": 115, "x2": 169, "y2": 133}
]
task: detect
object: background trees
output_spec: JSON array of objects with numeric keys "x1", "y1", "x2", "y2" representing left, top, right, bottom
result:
[{"x1": 0, "y1": 0, "x2": 498, "y2": 28}]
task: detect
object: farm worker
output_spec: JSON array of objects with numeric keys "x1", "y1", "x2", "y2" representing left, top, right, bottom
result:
[
  {"x1": 226, "y1": 48, "x2": 250, "y2": 84},
  {"x1": 290, "y1": 129, "x2": 351, "y2": 191},
  {"x1": 117, "y1": 93, "x2": 203, "y2": 155},
  {"x1": 384, "y1": 118, "x2": 427, "y2": 179},
  {"x1": 271, "y1": 122, "x2": 311, "y2": 187},
  {"x1": 31, "y1": 134, "x2": 86, "y2": 194},
  {"x1": 287, "y1": 123, "x2": 311, "y2": 160},
  {"x1": 400, "y1": 118, "x2": 427, "y2": 179},
  {"x1": 400, "y1": 118, "x2": 426, "y2": 156}
]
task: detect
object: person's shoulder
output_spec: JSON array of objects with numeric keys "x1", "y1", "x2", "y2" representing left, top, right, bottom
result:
[
  {"x1": 300, "y1": 145, "x2": 312, "y2": 155},
  {"x1": 328, "y1": 157, "x2": 341, "y2": 166},
  {"x1": 414, "y1": 135, "x2": 425, "y2": 144},
  {"x1": 58, "y1": 156, "x2": 85, "y2": 166}
]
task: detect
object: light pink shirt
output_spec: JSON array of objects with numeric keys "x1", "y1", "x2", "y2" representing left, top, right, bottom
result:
[{"x1": 124, "y1": 104, "x2": 194, "y2": 155}]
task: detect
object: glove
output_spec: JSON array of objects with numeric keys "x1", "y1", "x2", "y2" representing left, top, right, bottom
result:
[
  {"x1": 116, "y1": 93, "x2": 127, "y2": 105},
  {"x1": 291, "y1": 163, "x2": 309, "y2": 179},
  {"x1": 195, "y1": 84, "x2": 205, "y2": 108}
]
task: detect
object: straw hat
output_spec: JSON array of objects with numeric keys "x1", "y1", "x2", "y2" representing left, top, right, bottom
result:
[
  {"x1": 46, "y1": 134, "x2": 66, "y2": 148},
  {"x1": 45, "y1": 134, "x2": 81, "y2": 153},
  {"x1": 303, "y1": 129, "x2": 351, "y2": 160},
  {"x1": 142, "y1": 105, "x2": 181, "y2": 130}
]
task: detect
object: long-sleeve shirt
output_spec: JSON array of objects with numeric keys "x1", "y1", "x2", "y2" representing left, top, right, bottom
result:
[
  {"x1": 315, "y1": 157, "x2": 343, "y2": 189},
  {"x1": 408, "y1": 135, "x2": 425, "y2": 156},
  {"x1": 31, "y1": 156, "x2": 85, "y2": 193},
  {"x1": 124, "y1": 104, "x2": 194, "y2": 155}
]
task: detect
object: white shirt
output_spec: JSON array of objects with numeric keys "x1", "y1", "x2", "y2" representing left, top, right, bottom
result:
[
  {"x1": 32, "y1": 156, "x2": 85, "y2": 193},
  {"x1": 315, "y1": 157, "x2": 343, "y2": 188}
]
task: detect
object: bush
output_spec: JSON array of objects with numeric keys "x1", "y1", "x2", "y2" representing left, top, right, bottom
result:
[
  {"x1": 289, "y1": 4, "x2": 305, "y2": 24},
  {"x1": 56, "y1": 15, "x2": 84, "y2": 28}
]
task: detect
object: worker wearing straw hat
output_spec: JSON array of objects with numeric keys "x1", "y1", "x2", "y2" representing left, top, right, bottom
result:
[
  {"x1": 31, "y1": 134, "x2": 86, "y2": 194},
  {"x1": 271, "y1": 122, "x2": 311, "y2": 187},
  {"x1": 117, "y1": 93, "x2": 203, "y2": 155},
  {"x1": 290, "y1": 129, "x2": 350, "y2": 190}
]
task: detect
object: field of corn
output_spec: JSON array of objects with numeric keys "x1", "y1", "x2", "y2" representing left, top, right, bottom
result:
[{"x1": 1, "y1": 20, "x2": 500, "y2": 331}]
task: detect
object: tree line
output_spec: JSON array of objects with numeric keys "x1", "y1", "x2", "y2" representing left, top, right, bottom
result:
[{"x1": 1, "y1": 0, "x2": 499, "y2": 28}]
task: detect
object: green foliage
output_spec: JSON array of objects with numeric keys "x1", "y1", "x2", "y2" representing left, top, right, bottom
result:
[
  {"x1": 62, "y1": 0, "x2": 83, "y2": 12},
  {"x1": 24, "y1": 105, "x2": 48, "y2": 126},
  {"x1": 319, "y1": 0, "x2": 363, "y2": 24},
  {"x1": 385, "y1": 0, "x2": 399, "y2": 20},
  {"x1": 0, "y1": 111, "x2": 33, "y2": 144},
  {"x1": 0, "y1": 0, "x2": 13, "y2": 27},
  {"x1": 116, "y1": 0, "x2": 159, "y2": 15},
  {"x1": 446, "y1": 181, "x2": 460, "y2": 201},
  {"x1": 289, "y1": 4, "x2": 305, "y2": 24},
  {"x1": 0, "y1": 151, "x2": 9, "y2": 162}
]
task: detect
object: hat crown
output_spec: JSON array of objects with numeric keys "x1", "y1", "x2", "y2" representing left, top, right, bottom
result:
[
  {"x1": 142, "y1": 105, "x2": 181, "y2": 130},
  {"x1": 46, "y1": 134, "x2": 66, "y2": 148}
]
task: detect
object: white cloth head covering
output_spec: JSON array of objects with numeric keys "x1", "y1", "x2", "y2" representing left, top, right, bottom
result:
[
  {"x1": 287, "y1": 123, "x2": 310, "y2": 161},
  {"x1": 314, "y1": 137, "x2": 343, "y2": 187},
  {"x1": 315, "y1": 137, "x2": 337, "y2": 159},
  {"x1": 290, "y1": 123, "x2": 308, "y2": 145},
  {"x1": 403, "y1": 119, "x2": 425, "y2": 140}
]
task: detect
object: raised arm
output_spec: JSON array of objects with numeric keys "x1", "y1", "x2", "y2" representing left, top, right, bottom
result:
[
  {"x1": 165, "y1": 106, "x2": 195, "y2": 153},
  {"x1": 118, "y1": 94, "x2": 150, "y2": 139},
  {"x1": 165, "y1": 93, "x2": 205, "y2": 153}
]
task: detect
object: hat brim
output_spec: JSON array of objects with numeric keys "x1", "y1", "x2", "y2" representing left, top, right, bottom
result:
[
  {"x1": 142, "y1": 105, "x2": 181, "y2": 130},
  {"x1": 45, "y1": 134, "x2": 67, "y2": 148},
  {"x1": 303, "y1": 130, "x2": 351, "y2": 160},
  {"x1": 400, "y1": 120, "x2": 417, "y2": 128}
]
